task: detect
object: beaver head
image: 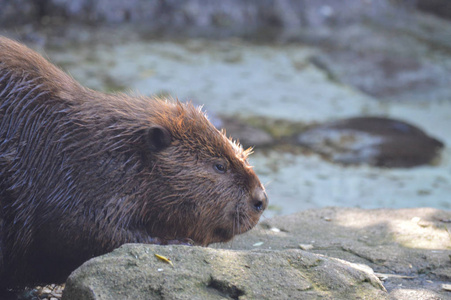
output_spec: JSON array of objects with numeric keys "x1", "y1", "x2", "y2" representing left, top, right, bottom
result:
[{"x1": 125, "y1": 99, "x2": 268, "y2": 246}]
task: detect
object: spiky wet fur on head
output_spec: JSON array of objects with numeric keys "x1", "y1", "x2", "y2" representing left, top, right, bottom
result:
[{"x1": 0, "y1": 36, "x2": 266, "y2": 287}]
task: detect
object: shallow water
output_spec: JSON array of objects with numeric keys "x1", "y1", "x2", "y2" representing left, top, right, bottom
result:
[{"x1": 43, "y1": 37, "x2": 451, "y2": 218}]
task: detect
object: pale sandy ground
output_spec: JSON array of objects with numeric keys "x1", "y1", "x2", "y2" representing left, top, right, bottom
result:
[{"x1": 46, "y1": 39, "x2": 451, "y2": 218}]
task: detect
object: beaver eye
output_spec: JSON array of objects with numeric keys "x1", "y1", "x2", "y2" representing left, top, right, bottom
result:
[{"x1": 213, "y1": 162, "x2": 227, "y2": 174}]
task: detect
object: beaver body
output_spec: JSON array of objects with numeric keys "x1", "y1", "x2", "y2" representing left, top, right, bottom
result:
[{"x1": 0, "y1": 37, "x2": 267, "y2": 289}]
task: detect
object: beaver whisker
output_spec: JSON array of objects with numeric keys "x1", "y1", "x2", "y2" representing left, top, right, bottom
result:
[{"x1": 235, "y1": 204, "x2": 240, "y2": 237}]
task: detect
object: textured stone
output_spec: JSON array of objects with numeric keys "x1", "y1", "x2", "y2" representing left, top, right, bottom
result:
[
  {"x1": 63, "y1": 244, "x2": 387, "y2": 300},
  {"x1": 225, "y1": 207, "x2": 451, "y2": 300}
]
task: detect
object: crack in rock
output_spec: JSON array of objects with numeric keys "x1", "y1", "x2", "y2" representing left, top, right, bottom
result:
[{"x1": 207, "y1": 276, "x2": 245, "y2": 300}]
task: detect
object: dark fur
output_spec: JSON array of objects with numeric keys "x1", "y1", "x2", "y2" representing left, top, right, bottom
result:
[{"x1": 0, "y1": 37, "x2": 267, "y2": 289}]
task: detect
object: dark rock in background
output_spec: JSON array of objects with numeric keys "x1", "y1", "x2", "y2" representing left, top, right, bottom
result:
[
  {"x1": 297, "y1": 117, "x2": 444, "y2": 167},
  {"x1": 0, "y1": 0, "x2": 442, "y2": 39},
  {"x1": 416, "y1": 0, "x2": 451, "y2": 20}
]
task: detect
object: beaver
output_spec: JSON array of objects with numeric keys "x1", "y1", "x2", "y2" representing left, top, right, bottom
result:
[{"x1": 0, "y1": 36, "x2": 267, "y2": 290}]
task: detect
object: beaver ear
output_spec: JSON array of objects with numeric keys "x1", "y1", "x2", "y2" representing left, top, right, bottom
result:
[{"x1": 145, "y1": 125, "x2": 172, "y2": 152}]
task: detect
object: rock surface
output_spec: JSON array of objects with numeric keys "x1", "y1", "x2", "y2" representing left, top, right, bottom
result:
[
  {"x1": 62, "y1": 207, "x2": 450, "y2": 300},
  {"x1": 223, "y1": 207, "x2": 451, "y2": 300},
  {"x1": 63, "y1": 244, "x2": 387, "y2": 300}
]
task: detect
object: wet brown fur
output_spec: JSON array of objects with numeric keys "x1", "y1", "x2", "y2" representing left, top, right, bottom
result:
[{"x1": 0, "y1": 37, "x2": 267, "y2": 288}]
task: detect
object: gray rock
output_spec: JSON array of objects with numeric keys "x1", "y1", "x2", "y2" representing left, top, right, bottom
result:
[
  {"x1": 63, "y1": 243, "x2": 387, "y2": 300},
  {"x1": 297, "y1": 117, "x2": 444, "y2": 167},
  {"x1": 224, "y1": 207, "x2": 451, "y2": 300},
  {"x1": 0, "y1": 0, "x2": 368, "y2": 29},
  {"x1": 305, "y1": 6, "x2": 451, "y2": 103},
  {"x1": 62, "y1": 207, "x2": 450, "y2": 300}
]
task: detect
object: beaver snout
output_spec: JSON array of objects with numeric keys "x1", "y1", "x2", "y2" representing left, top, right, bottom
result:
[{"x1": 251, "y1": 187, "x2": 268, "y2": 212}]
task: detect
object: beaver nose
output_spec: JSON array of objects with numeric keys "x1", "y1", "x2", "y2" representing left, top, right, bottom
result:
[{"x1": 251, "y1": 187, "x2": 268, "y2": 212}]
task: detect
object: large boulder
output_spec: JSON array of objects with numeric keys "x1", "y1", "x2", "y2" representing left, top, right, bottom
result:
[
  {"x1": 62, "y1": 207, "x2": 451, "y2": 300},
  {"x1": 63, "y1": 244, "x2": 386, "y2": 300}
]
